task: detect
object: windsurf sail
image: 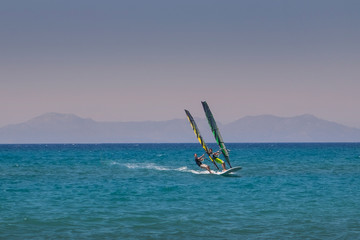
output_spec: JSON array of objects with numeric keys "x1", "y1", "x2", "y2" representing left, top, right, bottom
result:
[
  {"x1": 184, "y1": 109, "x2": 219, "y2": 170},
  {"x1": 201, "y1": 101, "x2": 232, "y2": 168}
]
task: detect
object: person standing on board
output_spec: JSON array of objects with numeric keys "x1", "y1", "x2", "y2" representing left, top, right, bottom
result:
[
  {"x1": 194, "y1": 153, "x2": 212, "y2": 174},
  {"x1": 209, "y1": 148, "x2": 227, "y2": 171}
]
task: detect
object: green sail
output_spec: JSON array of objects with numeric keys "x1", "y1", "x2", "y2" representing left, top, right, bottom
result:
[
  {"x1": 201, "y1": 101, "x2": 232, "y2": 168},
  {"x1": 184, "y1": 109, "x2": 219, "y2": 170}
]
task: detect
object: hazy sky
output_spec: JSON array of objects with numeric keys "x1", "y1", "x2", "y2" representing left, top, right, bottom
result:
[{"x1": 1, "y1": 0, "x2": 360, "y2": 128}]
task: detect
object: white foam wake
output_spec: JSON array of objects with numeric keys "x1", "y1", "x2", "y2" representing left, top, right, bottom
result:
[
  {"x1": 123, "y1": 163, "x2": 210, "y2": 175},
  {"x1": 175, "y1": 166, "x2": 210, "y2": 175},
  {"x1": 124, "y1": 163, "x2": 169, "y2": 171}
]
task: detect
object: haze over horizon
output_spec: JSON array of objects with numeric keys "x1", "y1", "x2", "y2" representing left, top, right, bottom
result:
[
  {"x1": 1, "y1": 0, "x2": 360, "y2": 128},
  {"x1": 2, "y1": 111, "x2": 360, "y2": 143}
]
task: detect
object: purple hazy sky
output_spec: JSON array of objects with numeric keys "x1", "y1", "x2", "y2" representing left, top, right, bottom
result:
[{"x1": 1, "y1": 0, "x2": 360, "y2": 127}]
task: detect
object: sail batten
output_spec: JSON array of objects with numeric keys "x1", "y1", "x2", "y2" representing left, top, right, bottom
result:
[{"x1": 201, "y1": 101, "x2": 232, "y2": 168}]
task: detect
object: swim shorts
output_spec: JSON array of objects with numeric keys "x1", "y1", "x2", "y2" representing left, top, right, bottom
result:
[
  {"x1": 199, "y1": 163, "x2": 209, "y2": 169},
  {"x1": 213, "y1": 157, "x2": 224, "y2": 164}
]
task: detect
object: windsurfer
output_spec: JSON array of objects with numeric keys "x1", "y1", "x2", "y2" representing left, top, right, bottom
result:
[
  {"x1": 194, "y1": 153, "x2": 212, "y2": 174},
  {"x1": 209, "y1": 148, "x2": 227, "y2": 171}
]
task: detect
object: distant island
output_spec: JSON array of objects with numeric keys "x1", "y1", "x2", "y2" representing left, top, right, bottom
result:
[{"x1": 1, "y1": 113, "x2": 360, "y2": 143}]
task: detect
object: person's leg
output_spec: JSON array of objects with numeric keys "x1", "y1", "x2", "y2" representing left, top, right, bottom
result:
[
  {"x1": 200, "y1": 164, "x2": 211, "y2": 174},
  {"x1": 215, "y1": 158, "x2": 227, "y2": 171}
]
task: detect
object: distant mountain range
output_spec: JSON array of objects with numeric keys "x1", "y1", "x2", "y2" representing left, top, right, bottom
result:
[{"x1": 1, "y1": 113, "x2": 360, "y2": 143}]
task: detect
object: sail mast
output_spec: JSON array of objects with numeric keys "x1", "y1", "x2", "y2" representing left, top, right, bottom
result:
[
  {"x1": 184, "y1": 109, "x2": 219, "y2": 170},
  {"x1": 201, "y1": 101, "x2": 232, "y2": 168}
]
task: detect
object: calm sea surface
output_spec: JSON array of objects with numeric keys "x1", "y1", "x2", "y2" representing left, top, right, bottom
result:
[{"x1": 1, "y1": 143, "x2": 360, "y2": 239}]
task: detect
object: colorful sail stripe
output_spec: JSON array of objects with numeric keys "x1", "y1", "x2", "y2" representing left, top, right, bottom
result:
[{"x1": 184, "y1": 110, "x2": 219, "y2": 170}]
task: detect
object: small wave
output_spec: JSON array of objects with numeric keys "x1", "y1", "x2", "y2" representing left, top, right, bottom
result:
[
  {"x1": 108, "y1": 161, "x2": 122, "y2": 166},
  {"x1": 156, "y1": 154, "x2": 167, "y2": 157}
]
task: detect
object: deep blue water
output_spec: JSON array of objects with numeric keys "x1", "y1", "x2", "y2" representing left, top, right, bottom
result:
[{"x1": 1, "y1": 143, "x2": 360, "y2": 239}]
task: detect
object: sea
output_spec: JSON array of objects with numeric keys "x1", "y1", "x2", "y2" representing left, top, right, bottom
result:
[{"x1": 1, "y1": 143, "x2": 360, "y2": 239}]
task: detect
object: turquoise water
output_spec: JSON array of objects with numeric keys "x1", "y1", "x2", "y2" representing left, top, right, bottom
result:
[{"x1": 1, "y1": 143, "x2": 360, "y2": 239}]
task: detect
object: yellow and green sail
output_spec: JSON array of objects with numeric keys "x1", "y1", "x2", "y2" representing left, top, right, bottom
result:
[
  {"x1": 184, "y1": 109, "x2": 219, "y2": 170},
  {"x1": 201, "y1": 101, "x2": 232, "y2": 168}
]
